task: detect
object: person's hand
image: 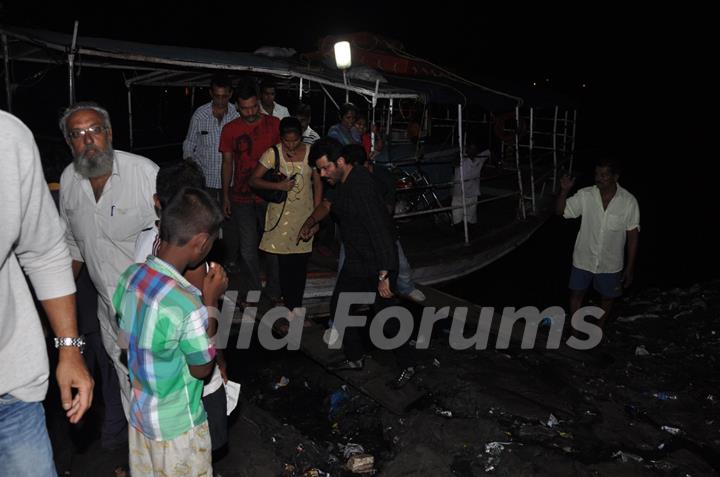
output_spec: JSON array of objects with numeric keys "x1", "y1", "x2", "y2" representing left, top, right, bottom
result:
[
  {"x1": 378, "y1": 276, "x2": 393, "y2": 299},
  {"x1": 559, "y1": 174, "x2": 575, "y2": 192},
  {"x1": 223, "y1": 197, "x2": 232, "y2": 218},
  {"x1": 56, "y1": 348, "x2": 94, "y2": 424},
  {"x1": 278, "y1": 178, "x2": 296, "y2": 192},
  {"x1": 217, "y1": 355, "x2": 228, "y2": 384},
  {"x1": 623, "y1": 268, "x2": 634, "y2": 288},
  {"x1": 297, "y1": 217, "x2": 320, "y2": 243},
  {"x1": 203, "y1": 262, "x2": 228, "y2": 305}
]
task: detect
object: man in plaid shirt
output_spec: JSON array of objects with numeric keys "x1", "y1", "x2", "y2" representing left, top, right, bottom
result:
[
  {"x1": 183, "y1": 74, "x2": 239, "y2": 199},
  {"x1": 115, "y1": 187, "x2": 227, "y2": 476}
]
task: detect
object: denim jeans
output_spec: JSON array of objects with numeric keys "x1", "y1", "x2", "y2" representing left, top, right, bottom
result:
[
  {"x1": 338, "y1": 239, "x2": 416, "y2": 295},
  {"x1": 0, "y1": 394, "x2": 57, "y2": 477},
  {"x1": 227, "y1": 202, "x2": 280, "y2": 298}
]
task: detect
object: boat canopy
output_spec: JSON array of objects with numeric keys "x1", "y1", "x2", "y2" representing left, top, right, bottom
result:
[
  {"x1": 0, "y1": 26, "x2": 420, "y2": 99},
  {"x1": 0, "y1": 25, "x2": 523, "y2": 109}
]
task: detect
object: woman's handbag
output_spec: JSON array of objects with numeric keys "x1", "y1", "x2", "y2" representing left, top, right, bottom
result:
[{"x1": 253, "y1": 146, "x2": 287, "y2": 204}]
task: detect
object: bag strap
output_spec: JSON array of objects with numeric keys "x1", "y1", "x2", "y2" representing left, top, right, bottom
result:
[
  {"x1": 262, "y1": 145, "x2": 287, "y2": 233},
  {"x1": 263, "y1": 199, "x2": 286, "y2": 233},
  {"x1": 272, "y1": 145, "x2": 280, "y2": 172}
]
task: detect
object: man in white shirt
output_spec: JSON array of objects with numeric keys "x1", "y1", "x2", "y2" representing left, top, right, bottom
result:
[
  {"x1": 259, "y1": 81, "x2": 290, "y2": 119},
  {"x1": 296, "y1": 103, "x2": 321, "y2": 145},
  {"x1": 58, "y1": 102, "x2": 158, "y2": 424},
  {"x1": 1, "y1": 110, "x2": 93, "y2": 475},
  {"x1": 452, "y1": 141, "x2": 490, "y2": 226},
  {"x1": 557, "y1": 159, "x2": 640, "y2": 328}
]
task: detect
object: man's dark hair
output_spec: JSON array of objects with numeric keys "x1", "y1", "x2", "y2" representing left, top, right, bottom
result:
[
  {"x1": 156, "y1": 160, "x2": 206, "y2": 209},
  {"x1": 295, "y1": 103, "x2": 312, "y2": 119},
  {"x1": 309, "y1": 137, "x2": 343, "y2": 168},
  {"x1": 210, "y1": 74, "x2": 232, "y2": 90},
  {"x1": 235, "y1": 80, "x2": 258, "y2": 101},
  {"x1": 279, "y1": 117, "x2": 303, "y2": 137},
  {"x1": 260, "y1": 80, "x2": 276, "y2": 93},
  {"x1": 341, "y1": 144, "x2": 367, "y2": 166},
  {"x1": 160, "y1": 187, "x2": 223, "y2": 246},
  {"x1": 597, "y1": 158, "x2": 621, "y2": 176},
  {"x1": 339, "y1": 103, "x2": 358, "y2": 117}
]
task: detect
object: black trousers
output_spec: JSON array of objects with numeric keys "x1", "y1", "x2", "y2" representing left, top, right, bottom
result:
[
  {"x1": 329, "y1": 269, "x2": 414, "y2": 368},
  {"x1": 276, "y1": 252, "x2": 311, "y2": 311},
  {"x1": 201, "y1": 385, "x2": 228, "y2": 451},
  {"x1": 76, "y1": 267, "x2": 127, "y2": 447}
]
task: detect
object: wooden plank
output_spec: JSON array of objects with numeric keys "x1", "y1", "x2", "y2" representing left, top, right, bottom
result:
[{"x1": 298, "y1": 321, "x2": 426, "y2": 415}]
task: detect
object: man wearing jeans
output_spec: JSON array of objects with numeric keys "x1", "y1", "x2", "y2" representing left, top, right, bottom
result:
[
  {"x1": 220, "y1": 81, "x2": 280, "y2": 300},
  {"x1": 557, "y1": 159, "x2": 640, "y2": 329},
  {"x1": 1, "y1": 111, "x2": 94, "y2": 476}
]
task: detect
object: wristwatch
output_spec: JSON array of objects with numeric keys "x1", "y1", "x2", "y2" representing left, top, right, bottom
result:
[
  {"x1": 54, "y1": 336, "x2": 86, "y2": 354},
  {"x1": 378, "y1": 271, "x2": 388, "y2": 282}
]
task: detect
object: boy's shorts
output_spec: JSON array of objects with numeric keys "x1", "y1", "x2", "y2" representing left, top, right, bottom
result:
[
  {"x1": 129, "y1": 421, "x2": 212, "y2": 477},
  {"x1": 202, "y1": 385, "x2": 228, "y2": 451},
  {"x1": 569, "y1": 266, "x2": 623, "y2": 298}
]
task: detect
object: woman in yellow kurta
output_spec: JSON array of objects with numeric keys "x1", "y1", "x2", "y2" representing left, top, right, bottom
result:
[{"x1": 249, "y1": 117, "x2": 322, "y2": 322}]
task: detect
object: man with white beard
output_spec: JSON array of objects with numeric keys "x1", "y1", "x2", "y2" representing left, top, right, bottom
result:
[{"x1": 58, "y1": 102, "x2": 158, "y2": 445}]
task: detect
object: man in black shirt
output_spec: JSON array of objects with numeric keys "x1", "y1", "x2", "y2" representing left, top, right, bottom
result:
[{"x1": 299, "y1": 139, "x2": 416, "y2": 388}]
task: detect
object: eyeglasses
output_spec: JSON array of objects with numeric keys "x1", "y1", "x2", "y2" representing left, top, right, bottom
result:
[{"x1": 68, "y1": 125, "x2": 107, "y2": 140}]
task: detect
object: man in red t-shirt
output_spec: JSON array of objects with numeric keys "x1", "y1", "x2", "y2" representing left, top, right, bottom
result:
[{"x1": 219, "y1": 81, "x2": 281, "y2": 300}]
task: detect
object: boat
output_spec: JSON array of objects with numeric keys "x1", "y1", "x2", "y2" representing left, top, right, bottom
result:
[{"x1": 0, "y1": 25, "x2": 579, "y2": 313}]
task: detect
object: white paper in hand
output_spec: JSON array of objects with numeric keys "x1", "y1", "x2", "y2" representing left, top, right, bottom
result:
[{"x1": 225, "y1": 380, "x2": 241, "y2": 416}]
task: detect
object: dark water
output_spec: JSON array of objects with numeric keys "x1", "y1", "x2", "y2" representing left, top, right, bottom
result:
[{"x1": 437, "y1": 186, "x2": 718, "y2": 309}]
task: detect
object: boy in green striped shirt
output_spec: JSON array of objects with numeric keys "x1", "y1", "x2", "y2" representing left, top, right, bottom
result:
[{"x1": 115, "y1": 187, "x2": 227, "y2": 476}]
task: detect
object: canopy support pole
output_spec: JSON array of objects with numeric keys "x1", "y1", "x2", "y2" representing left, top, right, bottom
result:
[
  {"x1": 127, "y1": 85, "x2": 134, "y2": 150},
  {"x1": 318, "y1": 83, "x2": 340, "y2": 111},
  {"x1": 458, "y1": 104, "x2": 469, "y2": 244},
  {"x1": 528, "y1": 107, "x2": 536, "y2": 213},
  {"x1": 386, "y1": 98, "x2": 393, "y2": 136},
  {"x1": 562, "y1": 110, "x2": 569, "y2": 171},
  {"x1": 371, "y1": 79, "x2": 379, "y2": 154},
  {"x1": 552, "y1": 105, "x2": 558, "y2": 191},
  {"x1": 68, "y1": 21, "x2": 79, "y2": 105},
  {"x1": 569, "y1": 110, "x2": 577, "y2": 173},
  {"x1": 514, "y1": 105, "x2": 526, "y2": 220},
  {"x1": 2, "y1": 34, "x2": 11, "y2": 112}
]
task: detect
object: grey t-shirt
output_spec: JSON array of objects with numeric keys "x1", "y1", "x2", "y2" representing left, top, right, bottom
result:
[{"x1": 0, "y1": 111, "x2": 76, "y2": 402}]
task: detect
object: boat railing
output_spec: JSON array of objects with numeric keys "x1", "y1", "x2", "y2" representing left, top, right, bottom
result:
[{"x1": 393, "y1": 192, "x2": 519, "y2": 220}]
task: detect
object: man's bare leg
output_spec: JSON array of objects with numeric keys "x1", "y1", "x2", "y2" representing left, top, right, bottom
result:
[
  {"x1": 596, "y1": 296, "x2": 615, "y2": 330},
  {"x1": 568, "y1": 290, "x2": 586, "y2": 338}
]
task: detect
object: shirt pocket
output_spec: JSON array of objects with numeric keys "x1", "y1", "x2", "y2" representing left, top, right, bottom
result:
[
  {"x1": 606, "y1": 213, "x2": 626, "y2": 231},
  {"x1": 197, "y1": 130, "x2": 210, "y2": 148},
  {"x1": 110, "y1": 206, "x2": 148, "y2": 242}
]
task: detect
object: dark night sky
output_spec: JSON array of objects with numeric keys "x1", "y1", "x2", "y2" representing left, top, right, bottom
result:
[{"x1": 0, "y1": 3, "x2": 685, "y2": 83}]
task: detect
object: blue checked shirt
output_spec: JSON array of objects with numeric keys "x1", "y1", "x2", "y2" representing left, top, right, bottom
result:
[{"x1": 183, "y1": 102, "x2": 239, "y2": 189}]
